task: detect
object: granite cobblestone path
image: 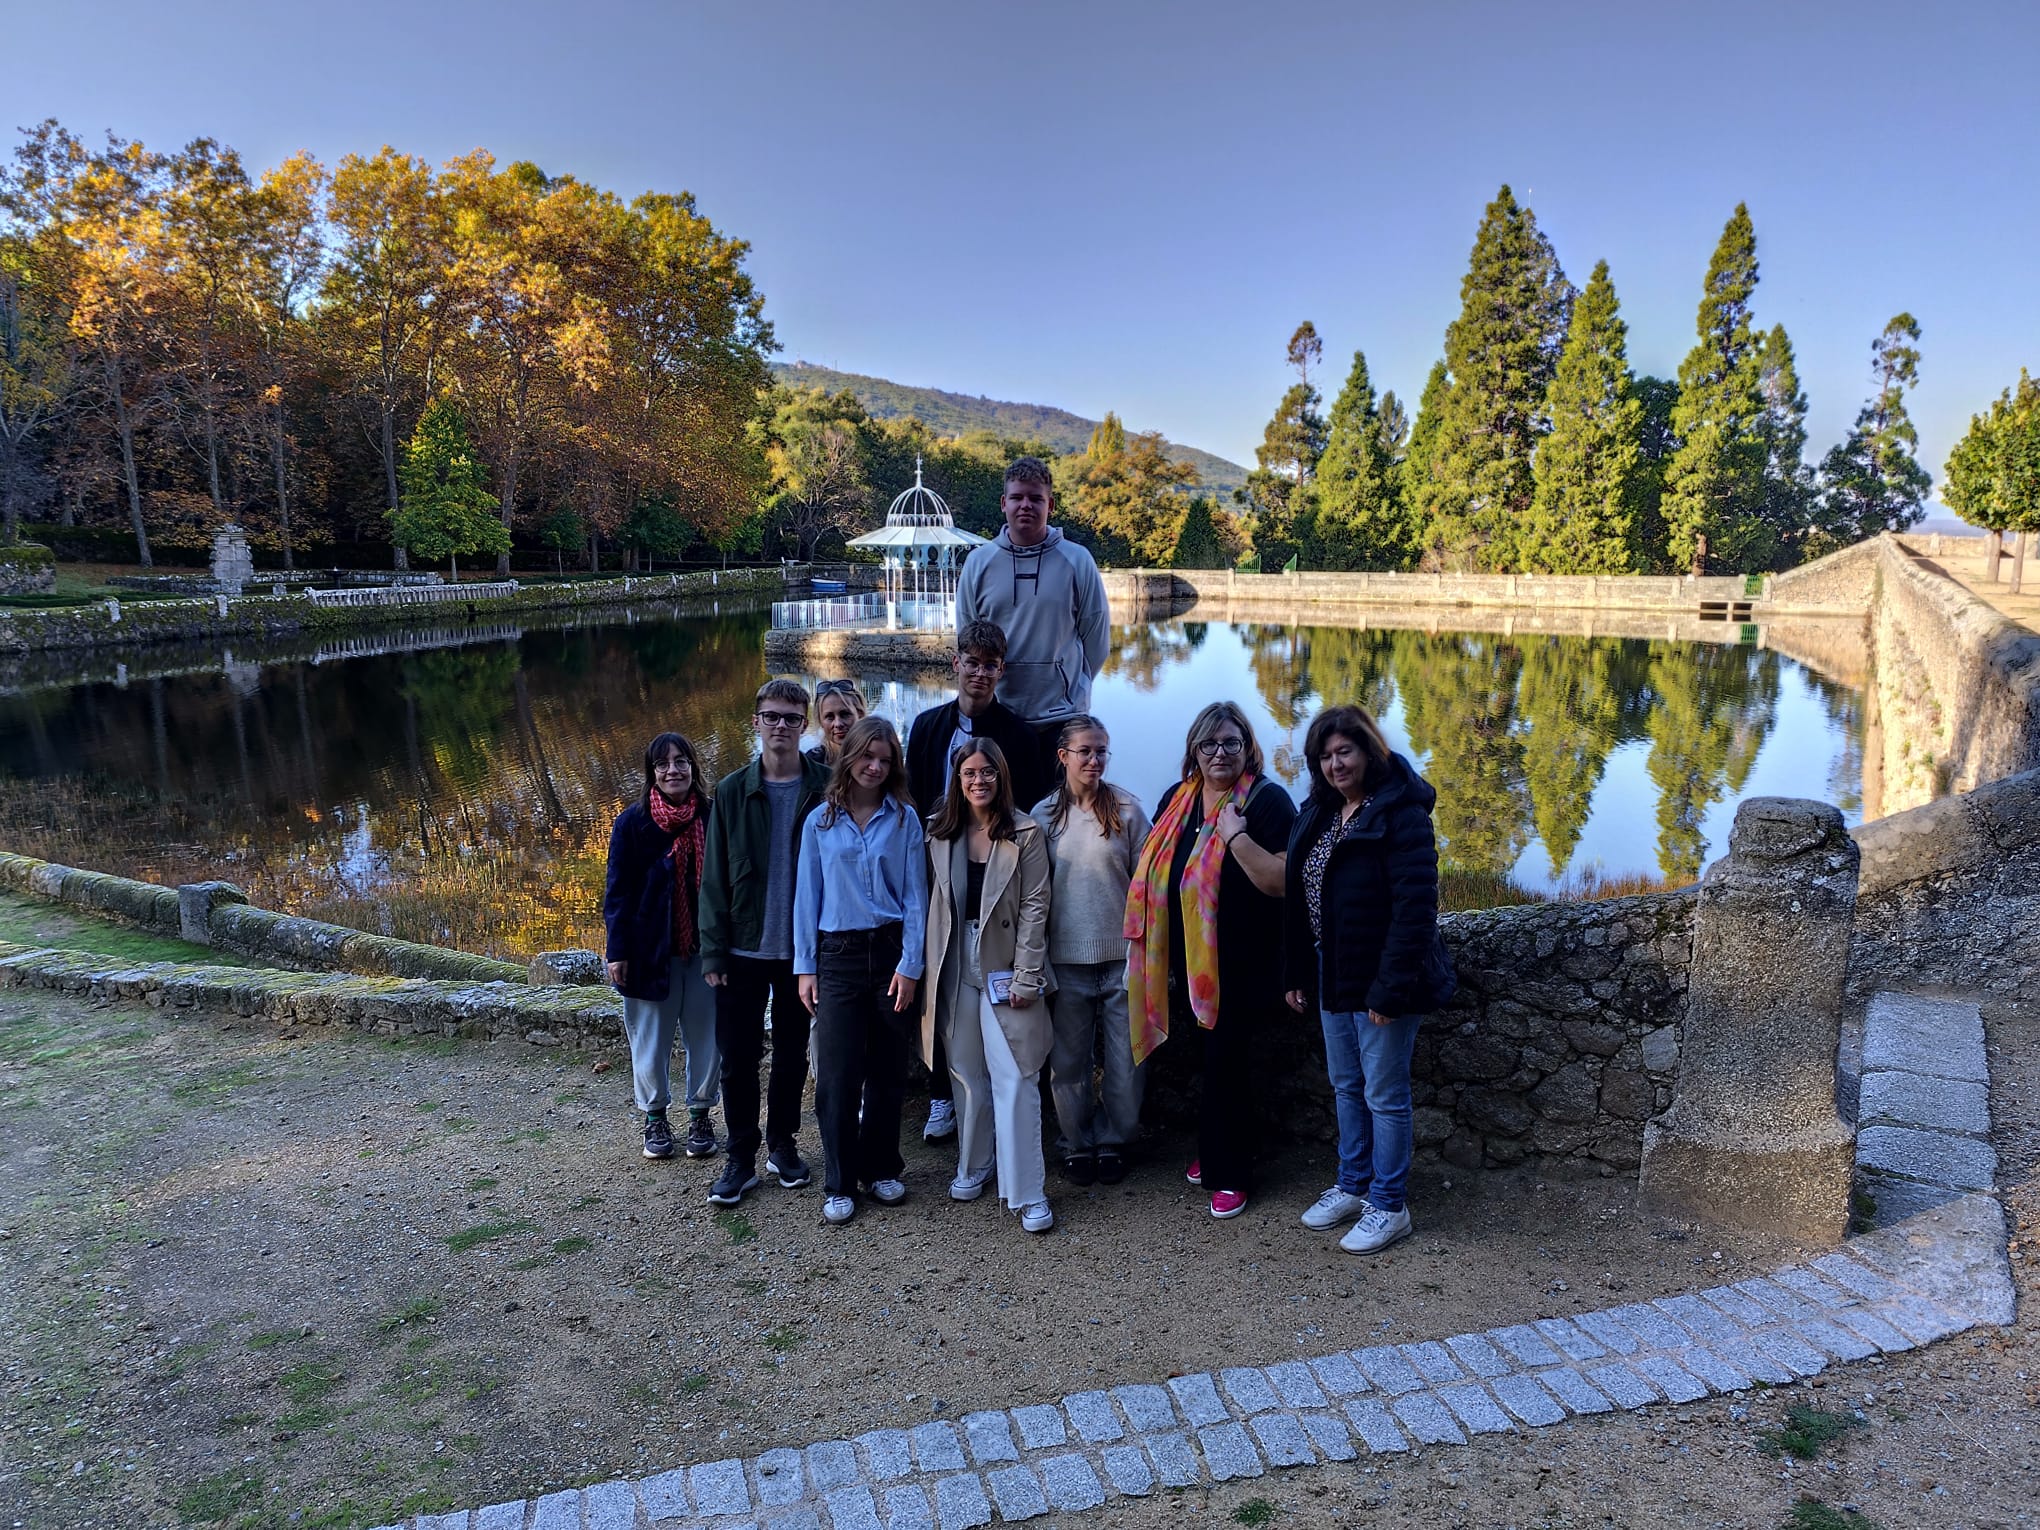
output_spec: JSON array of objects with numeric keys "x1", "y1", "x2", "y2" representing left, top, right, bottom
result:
[{"x1": 296, "y1": 993, "x2": 2029, "y2": 1528}]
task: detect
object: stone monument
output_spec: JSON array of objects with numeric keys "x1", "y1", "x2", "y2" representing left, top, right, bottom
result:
[
  {"x1": 210, "y1": 524, "x2": 255, "y2": 596},
  {"x1": 1640, "y1": 797, "x2": 1860, "y2": 1242}
]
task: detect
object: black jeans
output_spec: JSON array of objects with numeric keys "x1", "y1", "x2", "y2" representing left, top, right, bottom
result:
[
  {"x1": 813, "y1": 923, "x2": 912, "y2": 1195},
  {"x1": 714, "y1": 955, "x2": 810, "y2": 1165}
]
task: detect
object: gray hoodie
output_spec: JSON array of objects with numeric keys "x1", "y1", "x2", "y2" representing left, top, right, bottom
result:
[{"x1": 956, "y1": 526, "x2": 1111, "y2": 725}]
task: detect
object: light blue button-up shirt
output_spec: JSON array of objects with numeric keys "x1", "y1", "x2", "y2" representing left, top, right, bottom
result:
[{"x1": 793, "y1": 794, "x2": 929, "y2": 979}]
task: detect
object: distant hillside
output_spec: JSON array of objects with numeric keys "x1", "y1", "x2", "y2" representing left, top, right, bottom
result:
[{"x1": 770, "y1": 361, "x2": 1247, "y2": 492}]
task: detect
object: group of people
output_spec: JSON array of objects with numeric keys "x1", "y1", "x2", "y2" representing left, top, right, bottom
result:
[{"x1": 602, "y1": 457, "x2": 1455, "y2": 1253}]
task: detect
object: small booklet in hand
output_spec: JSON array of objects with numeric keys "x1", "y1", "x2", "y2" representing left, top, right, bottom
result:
[{"x1": 986, "y1": 970, "x2": 1015, "y2": 1005}]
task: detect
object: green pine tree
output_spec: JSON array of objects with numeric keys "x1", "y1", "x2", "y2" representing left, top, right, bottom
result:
[
  {"x1": 1811, "y1": 313, "x2": 1931, "y2": 554},
  {"x1": 1310, "y1": 349, "x2": 1414, "y2": 569},
  {"x1": 1629, "y1": 376, "x2": 1681, "y2": 571},
  {"x1": 1749, "y1": 323, "x2": 1812, "y2": 568},
  {"x1": 388, "y1": 398, "x2": 509, "y2": 580},
  {"x1": 1413, "y1": 186, "x2": 1573, "y2": 571},
  {"x1": 1521, "y1": 260, "x2": 1643, "y2": 573},
  {"x1": 1172, "y1": 493, "x2": 1229, "y2": 569},
  {"x1": 1400, "y1": 359, "x2": 1451, "y2": 542},
  {"x1": 1662, "y1": 205, "x2": 1769, "y2": 572}
]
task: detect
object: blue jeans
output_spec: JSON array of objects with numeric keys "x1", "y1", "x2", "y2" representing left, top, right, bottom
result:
[{"x1": 1320, "y1": 1006, "x2": 1420, "y2": 1212}]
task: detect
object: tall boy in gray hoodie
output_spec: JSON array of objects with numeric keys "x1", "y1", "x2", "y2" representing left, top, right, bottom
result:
[{"x1": 955, "y1": 457, "x2": 1110, "y2": 740}]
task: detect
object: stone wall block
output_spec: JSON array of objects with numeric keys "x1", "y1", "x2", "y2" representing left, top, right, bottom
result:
[
  {"x1": 527, "y1": 950, "x2": 607, "y2": 986},
  {"x1": 1562, "y1": 1020, "x2": 1626, "y2": 1057},
  {"x1": 1437, "y1": 1034, "x2": 1517, "y2": 1081},
  {"x1": 178, "y1": 881, "x2": 248, "y2": 945},
  {"x1": 1640, "y1": 798, "x2": 1859, "y2": 1242},
  {"x1": 1530, "y1": 1063, "x2": 1599, "y2": 1122}
]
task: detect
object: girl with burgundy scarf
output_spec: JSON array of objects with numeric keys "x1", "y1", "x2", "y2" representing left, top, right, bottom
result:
[{"x1": 604, "y1": 732, "x2": 722, "y2": 1162}]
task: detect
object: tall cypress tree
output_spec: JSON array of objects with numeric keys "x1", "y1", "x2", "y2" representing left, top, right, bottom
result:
[
  {"x1": 1662, "y1": 205, "x2": 1769, "y2": 572},
  {"x1": 1812, "y1": 313, "x2": 1931, "y2": 552},
  {"x1": 1401, "y1": 359, "x2": 1451, "y2": 531},
  {"x1": 1630, "y1": 375, "x2": 1681, "y2": 571},
  {"x1": 1521, "y1": 260, "x2": 1643, "y2": 573},
  {"x1": 1750, "y1": 323, "x2": 1812, "y2": 568},
  {"x1": 1413, "y1": 186, "x2": 1573, "y2": 571},
  {"x1": 1310, "y1": 349, "x2": 1412, "y2": 569}
]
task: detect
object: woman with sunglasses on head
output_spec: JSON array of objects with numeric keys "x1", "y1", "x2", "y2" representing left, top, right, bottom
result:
[
  {"x1": 922, "y1": 737, "x2": 1056, "y2": 1232},
  {"x1": 1125, "y1": 702, "x2": 1294, "y2": 1219},
  {"x1": 794, "y1": 716, "x2": 929, "y2": 1225},
  {"x1": 1031, "y1": 716, "x2": 1150, "y2": 1186},
  {"x1": 806, "y1": 679, "x2": 867, "y2": 766},
  {"x1": 603, "y1": 732, "x2": 721, "y2": 1162},
  {"x1": 1283, "y1": 704, "x2": 1455, "y2": 1256}
]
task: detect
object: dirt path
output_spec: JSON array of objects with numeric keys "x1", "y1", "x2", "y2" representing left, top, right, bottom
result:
[{"x1": 1, "y1": 984, "x2": 2030, "y2": 1530}]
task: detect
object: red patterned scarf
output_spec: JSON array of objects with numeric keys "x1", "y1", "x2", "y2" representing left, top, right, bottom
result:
[{"x1": 647, "y1": 790, "x2": 705, "y2": 960}]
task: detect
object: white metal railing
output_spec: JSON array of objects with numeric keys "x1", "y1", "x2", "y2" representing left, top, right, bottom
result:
[
  {"x1": 770, "y1": 595, "x2": 957, "y2": 632},
  {"x1": 304, "y1": 581, "x2": 518, "y2": 608}
]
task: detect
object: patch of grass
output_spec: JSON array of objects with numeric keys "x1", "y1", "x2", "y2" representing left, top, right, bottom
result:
[
  {"x1": 509, "y1": 1253, "x2": 554, "y2": 1271},
  {"x1": 174, "y1": 1467, "x2": 264, "y2": 1522},
  {"x1": 1785, "y1": 1502, "x2": 1882, "y2": 1530},
  {"x1": 679, "y1": 1370, "x2": 711, "y2": 1394},
  {"x1": 499, "y1": 1126, "x2": 551, "y2": 1145},
  {"x1": 552, "y1": 1236, "x2": 591, "y2": 1255},
  {"x1": 1233, "y1": 1498, "x2": 1278, "y2": 1527},
  {"x1": 415, "y1": 1099, "x2": 440, "y2": 1112},
  {"x1": 1758, "y1": 1405, "x2": 1865, "y2": 1460},
  {"x1": 713, "y1": 1209, "x2": 758, "y2": 1245},
  {"x1": 462, "y1": 1376, "x2": 501, "y2": 1402},
  {"x1": 442, "y1": 1116, "x2": 475, "y2": 1133},
  {"x1": 467, "y1": 1176, "x2": 499, "y2": 1192},
  {"x1": 443, "y1": 1219, "x2": 536, "y2": 1253},
  {"x1": 0, "y1": 891, "x2": 254, "y2": 969},
  {"x1": 214, "y1": 1410, "x2": 262, "y2": 1433},
  {"x1": 381, "y1": 1363, "x2": 441, "y2": 1405},
  {"x1": 246, "y1": 1328, "x2": 307, "y2": 1351},
  {"x1": 762, "y1": 1323, "x2": 804, "y2": 1353},
  {"x1": 376, "y1": 1296, "x2": 442, "y2": 1333},
  {"x1": 277, "y1": 1360, "x2": 345, "y2": 1412},
  {"x1": 168, "y1": 1060, "x2": 264, "y2": 1101},
  {"x1": 735, "y1": 1277, "x2": 769, "y2": 1296},
  {"x1": 622, "y1": 1379, "x2": 661, "y2": 1406}
]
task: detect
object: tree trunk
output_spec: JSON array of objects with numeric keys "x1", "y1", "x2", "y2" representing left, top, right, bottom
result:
[
  {"x1": 203, "y1": 402, "x2": 224, "y2": 518},
  {"x1": 382, "y1": 404, "x2": 408, "y2": 570},
  {"x1": 496, "y1": 442, "x2": 519, "y2": 576},
  {"x1": 272, "y1": 408, "x2": 295, "y2": 571},
  {"x1": 2014, "y1": 532, "x2": 2029, "y2": 597},
  {"x1": 450, "y1": 551, "x2": 458, "y2": 584},
  {"x1": 588, "y1": 531, "x2": 599, "y2": 574},
  {"x1": 109, "y1": 363, "x2": 152, "y2": 568}
]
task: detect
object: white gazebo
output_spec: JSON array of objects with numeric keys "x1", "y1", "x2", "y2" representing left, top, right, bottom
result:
[{"x1": 847, "y1": 457, "x2": 987, "y2": 610}]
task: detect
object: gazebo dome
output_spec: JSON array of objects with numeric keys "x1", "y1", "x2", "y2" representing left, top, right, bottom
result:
[
  {"x1": 886, "y1": 464, "x2": 956, "y2": 527},
  {"x1": 847, "y1": 457, "x2": 987, "y2": 556}
]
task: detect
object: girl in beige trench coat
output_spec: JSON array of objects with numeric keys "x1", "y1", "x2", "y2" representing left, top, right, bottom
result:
[{"x1": 921, "y1": 736, "x2": 1057, "y2": 1232}]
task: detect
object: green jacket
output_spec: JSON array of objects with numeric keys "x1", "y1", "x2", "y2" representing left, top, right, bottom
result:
[{"x1": 699, "y1": 754, "x2": 830, "y2": 974}]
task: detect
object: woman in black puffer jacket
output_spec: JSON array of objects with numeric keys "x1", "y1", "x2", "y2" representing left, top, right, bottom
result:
[{"x1": 1283, "y1": 704, "x2": 1456, "y2": 1258}]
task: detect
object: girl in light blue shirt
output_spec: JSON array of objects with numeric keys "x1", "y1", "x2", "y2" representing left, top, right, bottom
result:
[{"x1": 794, "y1": 716, "x2": 929, "y2": 1224}]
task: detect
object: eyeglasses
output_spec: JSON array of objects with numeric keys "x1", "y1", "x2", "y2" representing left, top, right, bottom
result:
[
  {"x1": 756, "y1": 711, "x2": 805, "y2": 729},
  {"x1": 652, "y1": 758, "x2": 692, "y2": 773},
  {"x1": 957, "y1": 658, "x2": 1001, "y2": 677},
  {"x1": 960, "y1": 767, "x2": 1000, "y2": 784},
  {"x1": 1196, "y1": 737, "x2": 1247, "y2": 758},
  {"x1": 815, "y1": 679, "x2": 860, "y2": 698},
  {"x1": 1063, "y1": 746, "x2": 1110, "y2": 762}
]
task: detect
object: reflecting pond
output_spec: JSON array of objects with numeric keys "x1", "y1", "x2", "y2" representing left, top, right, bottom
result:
[{"x1": 0, "y1": 604, "x2": 1863, "y2": 961}]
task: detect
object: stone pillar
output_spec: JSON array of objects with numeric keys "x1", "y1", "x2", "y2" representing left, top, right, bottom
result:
[
  {"x1": 210, "y1": 524, "x2": 254, "y2": 596},
  {"x1": 526, "y1": 949, "x2": 607, "y2": 987},
  {"x1": 179, "y1": 881, "x2": 248, "y2": 946},
  {"x1": 1639, "y1": 797, "x2": 1859, "y2": 1242}
]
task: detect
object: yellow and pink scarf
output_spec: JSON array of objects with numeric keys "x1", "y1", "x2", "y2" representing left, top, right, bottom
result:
[{"x1": 1123, "y1": 775, "x2": 1255, "y2": 1064}]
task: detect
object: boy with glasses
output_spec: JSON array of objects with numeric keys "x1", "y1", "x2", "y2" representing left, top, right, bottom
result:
[
  {"x1": 903, "y1": 620, "x2": 1048, "y2": 1139},
  {"x1": 700, "y1": 678, "x2": 831, "y2": 1204}
]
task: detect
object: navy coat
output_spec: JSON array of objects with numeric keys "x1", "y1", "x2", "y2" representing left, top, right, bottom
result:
[
  {"x1": 1281, "y1": 752, "x2": 1457, "y2": 1017},
  {"x1": 603, "y1": 801, "x2": 697, "y2": 1002}
]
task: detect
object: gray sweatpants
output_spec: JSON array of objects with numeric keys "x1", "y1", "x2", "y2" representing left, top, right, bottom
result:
[
  {"x1": 1047, "y1": 959, "x2": 1143, "y2": 1153},
  {"x1": 620, "y1": 955, "x2": 719, "y2": 1115}
]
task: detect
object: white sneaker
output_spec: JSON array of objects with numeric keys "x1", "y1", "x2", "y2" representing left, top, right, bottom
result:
[
  {"x1": 823, "y1": 1195, "x2": 856, "y2": 1224},
  {"x1": 868, "y1": 1178, "x2": 907, "y2": 1205},
  {"x1": 1340, "y1": 1203, "x2": 1412, "y2": 1255},
  {"x1": 923, "y1": 1099, "x2": 957, "y2": 1140},
  {"x1": 1020, "y1": 1200, "x2": 1054, "y2": 1234},
  {"x1": 949, "y1": 1167, "x2": 993, "y2": 1201},
  {"x1": 1300, "y1": 1187, "x2": 1371, "y2": 1231}
]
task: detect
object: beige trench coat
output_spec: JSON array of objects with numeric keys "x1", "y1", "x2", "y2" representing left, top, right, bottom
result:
[{"x1": 921, "y1": 811, "x2": 1055, "y2": 1076}]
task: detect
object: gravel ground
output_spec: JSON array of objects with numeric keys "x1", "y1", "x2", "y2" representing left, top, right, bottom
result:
[{"x1": 0, "y1": 985, "x2": 2029, "y2": 1530}]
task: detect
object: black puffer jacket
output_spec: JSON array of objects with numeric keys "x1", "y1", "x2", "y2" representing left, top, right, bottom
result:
[{"x1": 1281, "y1": 751, "x2": 1457, "y2": 1017}]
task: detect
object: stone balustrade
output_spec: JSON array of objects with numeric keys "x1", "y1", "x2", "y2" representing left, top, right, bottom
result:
[{"x1": 303, "y1": 580, "x2": 517, "y2": 607}]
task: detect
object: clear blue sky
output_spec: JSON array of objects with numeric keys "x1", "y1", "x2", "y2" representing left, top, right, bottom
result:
[{"x1": 13, "y1": 0, "x2": 2036, "y2": 504}]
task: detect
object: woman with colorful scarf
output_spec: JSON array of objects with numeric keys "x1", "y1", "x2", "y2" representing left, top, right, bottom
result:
[
  {"x1": 1124, "y1": 701, "x2": 1295, "y2": 1218},
  {"x1": 603, "y1": 731, "x2": 721, "y2": 1163}
]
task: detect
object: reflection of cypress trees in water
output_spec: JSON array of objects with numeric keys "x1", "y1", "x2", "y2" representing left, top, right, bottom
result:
[
  {"x1": 1515, "y1": 638, "x2": 1624, "y2": 875},
  {"x1": 1392, "y1": 632, "x2": 1530, "y2": 875},
  {"x1": 1643, "y1": 644, "x2": 1781, "y2": 880}
]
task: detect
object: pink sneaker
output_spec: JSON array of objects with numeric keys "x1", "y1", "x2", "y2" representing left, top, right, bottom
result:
[
  {"x1": 1184, "y1": 1159, "x2": 1202, "y2": 1186},
  {"x1": 1209, "y1": 1189, "x2": 1248, "y2": 1219}
]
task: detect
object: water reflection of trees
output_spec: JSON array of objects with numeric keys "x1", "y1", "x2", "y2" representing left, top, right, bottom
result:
[{"x1": 0, "y1": 613, "x2": 771, "y2": 958}]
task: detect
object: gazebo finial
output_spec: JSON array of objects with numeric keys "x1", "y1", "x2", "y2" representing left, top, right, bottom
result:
[{"x1": 914, "y1": 454, "x2": 924, "y2": 488}]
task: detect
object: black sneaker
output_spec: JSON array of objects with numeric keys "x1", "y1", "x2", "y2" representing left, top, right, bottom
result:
[
  {"x1": 1062, "y1": 1152, "x2": 1098, "y2": 1186},
  {"x1": 708, "y1": 1159, "x2": 760, "y2": 1206},
  {"x1": 682, "y1": 1111, "x2": 717, "y2": 1159},
  {"x1": 1096, "y1": 1149, "x2": 1128, "y2": 1185},
  {"x1": 642, "y1": 1112, "x2": 674, "y2": 1160},
  {"x1": 768, "y1": 1147, "x2": 812, "y2": 1189}
]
